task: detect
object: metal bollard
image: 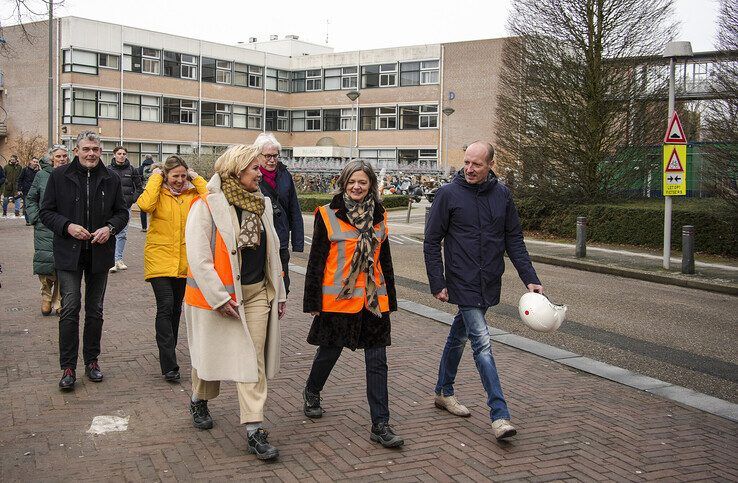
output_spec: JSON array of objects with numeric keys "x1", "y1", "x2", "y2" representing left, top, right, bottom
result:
[
  {"x1": 682, "y1": 225, "x2": 695, "y2": 274},
  {"x1": 406, "y1": 198, "x2": 413, "y2": 223},
  {"x1": 575, "y1": 216, "x2": 587, "y2": 258},
  {"x1": 425, "y1": 206, "x2": 431, "y2": 227}
]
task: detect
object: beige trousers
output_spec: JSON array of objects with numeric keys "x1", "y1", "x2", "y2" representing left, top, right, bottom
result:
[
  {"x1": 39, "y1": 274, "x2": 60, "y2": 310},
  {"x1": 191, "y1": 280, "x2": 271, "y2": 424}
]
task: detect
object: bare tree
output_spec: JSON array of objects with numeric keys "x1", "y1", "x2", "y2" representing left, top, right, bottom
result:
[
  {"x1": 7, "y1": 130, "x2": 45, "y2": 164},
  {"x1": 702, "y1": 0, "x2": 738, "y2": 209},
  {"x1": 0, "y1": 0, "x2": 62, "y2": 46},
  {"x1": 496, "y1": 0, "x2": 676, "y2": 203}
]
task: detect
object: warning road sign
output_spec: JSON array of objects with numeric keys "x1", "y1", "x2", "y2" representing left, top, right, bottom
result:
[
  {"x1": 664, "y1": 111, "x2": 687, "y2": 144},
  {"x1": 663, "y1": 144, "x2": 687, "y2": 196}
]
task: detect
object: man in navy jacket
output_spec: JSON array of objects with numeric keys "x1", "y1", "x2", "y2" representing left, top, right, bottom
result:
[{"x1": 423, "y1": 141, "x2": 543, "y2": 440}]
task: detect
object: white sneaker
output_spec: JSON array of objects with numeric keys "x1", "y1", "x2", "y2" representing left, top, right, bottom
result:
[
  {"x1": 116, "y1": 260, "x2": 128, "y2": 270},
  {"x1": 491, "y1": 419, "x2": 517, "y2": 440},
  {"x1": 109, "y1": 264, "x2": 118, "y2": 273}
]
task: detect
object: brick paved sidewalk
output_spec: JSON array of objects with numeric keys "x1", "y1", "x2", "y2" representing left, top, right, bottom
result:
[{"x1": 1, "y1": 220, "x2": 736, "y2": 481}]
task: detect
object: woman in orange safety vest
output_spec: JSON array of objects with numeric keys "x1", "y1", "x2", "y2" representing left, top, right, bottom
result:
[{"x1": 302, "y1": 160, "x2": 404, "y2": 448}]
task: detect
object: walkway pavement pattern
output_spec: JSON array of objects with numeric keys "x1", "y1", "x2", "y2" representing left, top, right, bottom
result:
[{"x1": 1, "y1": 218, "x2": 736, "y2": 481}]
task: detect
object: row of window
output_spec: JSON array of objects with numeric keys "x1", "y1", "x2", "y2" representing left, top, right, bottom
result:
[
  {"x1": 62, "y1": 47, "x2": 440, "y2": 91},
  {"x1": 62, "y1": 88, "x2": 439, "y2": 132},
  {"x1": 87, "y1": 140, "x2": 438, "y2": 168}
]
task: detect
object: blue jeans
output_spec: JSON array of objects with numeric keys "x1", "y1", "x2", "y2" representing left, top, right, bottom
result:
[
  {"x1": 114, "y1": 209, "x2": 131, "y2": 262},
  {"x1": 435, "y1": 306, "x2": 510, "y2": 421},
  {"x1": 2, "y1": 195, "x2": 20, "y2": 215}
]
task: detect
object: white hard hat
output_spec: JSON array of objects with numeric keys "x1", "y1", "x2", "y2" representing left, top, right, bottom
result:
[{"x1": 518, "y1": 292, "x2": 567, "y2": 333}]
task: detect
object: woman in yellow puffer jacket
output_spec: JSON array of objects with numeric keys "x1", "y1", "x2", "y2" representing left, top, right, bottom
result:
[{"x1": 137, "y1": 155, "x2": 208, "y2": 382}]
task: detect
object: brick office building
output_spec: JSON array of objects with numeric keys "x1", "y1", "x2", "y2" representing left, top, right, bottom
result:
[{"x1": 0, "y1": 16, "x2": 511, "y2": 173}]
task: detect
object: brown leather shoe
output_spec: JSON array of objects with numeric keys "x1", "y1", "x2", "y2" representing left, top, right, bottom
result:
[
  {"x1": 41, "y1": 300, "x2": 52, "y2": 316},
  {"x1": 434, "y1": 394, "x2": 471, "y2": 417}
]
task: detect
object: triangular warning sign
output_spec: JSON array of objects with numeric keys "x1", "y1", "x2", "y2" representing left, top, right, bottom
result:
[
  {"x1": 664, "y1": 111, "x2": 687, "y2": 144},
  {"x1": 665, "y1": 148, "x2": 684, "y2": 172}
]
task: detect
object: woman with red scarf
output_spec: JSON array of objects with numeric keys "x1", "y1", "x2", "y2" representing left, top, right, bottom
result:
[{"x1": 254, "y1": 133, "x2": 304, "y2": 296}]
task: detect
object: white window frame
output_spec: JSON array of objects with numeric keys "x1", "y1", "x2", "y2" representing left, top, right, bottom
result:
[
  {"x1": 232, "y1": 105, "x2": 247, "y2": 128},
  {"x1": 249, "y1": 65, "x2": 263, "y2": 88},
  {"x1": 216, "y1": 60, "x2": 232, "y2": 84},
  {"x1": 420, "y1": 60, "x2": 439, "y2": 85},
  {"x1": 215, "y1": 103, "x2": 231, "y2": 127},
  {"x1": 291, "y1": 110, "x2": 305, "y2": 132},
  {"x1": 277, "y1": 110, "x2": 289, "y2": 131},
  {"x1": 306, "y1": 109, "x2": 322, "y2": 131},
  {"x1": 306, "y1": 69, "x2": 322, "y2": 91},
  {"x1": 324, "y1": 68, "x2": 341, "y2": 90},
  {"x1": 97, "y1": 92, "x2": 119, "y2": 119},
  {"x1": 180, "y1": 99, "x2": 197, "y2": 124},
  {"x1": 340, "y1": 108, "x2": 355, "y2": 131},
  {"x1": 379, "y1": 63, "x2": 397, "y2": 87},
  {"x1": 419, "y1": 105, "x2": 438, "y2": 129},
  {"x1": 342, "y1": 66, "x2": 358, "y2": 89},
  {"x1": 378, "y1": 106, "x2": 397, "y2": 130},
  {"x1": 141, "y1": 95, "x2": 160, "y2": 122},
  {"x1": 141, "y1": 48, "x2": 161, "y2": 75},
  {"x1": 181, "y1": 54, "x2": 197, "y2": 80},
  {"x1": 123, "y1": 94, "x2": 141, "y2": 121},
  {"x1": 248, "y1": 107, "x2": 263, "y2": 129},
  {"x1": 98, "y1": 53, "x2": 120, "y2": 70}
]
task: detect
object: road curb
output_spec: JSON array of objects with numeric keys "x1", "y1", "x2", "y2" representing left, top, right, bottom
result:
[
  {"x1": 530, "y1": 254, "x2": 738, "y2": 297},
  {"x1": 395, "y1": 298, "x2": 738, "y2": 423}
]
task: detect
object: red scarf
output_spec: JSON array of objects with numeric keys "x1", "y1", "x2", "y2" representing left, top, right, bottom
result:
[{"x1": 259, "y1": 166, "x2": 277, "y2": 190}]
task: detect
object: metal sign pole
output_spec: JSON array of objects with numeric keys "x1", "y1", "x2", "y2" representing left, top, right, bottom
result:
[{"x1": 663, "y1": 57, "x2": 675, "y2": 270}]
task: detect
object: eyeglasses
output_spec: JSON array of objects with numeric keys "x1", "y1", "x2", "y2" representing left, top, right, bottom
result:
[{"x1": 262, "y1": 153, "x2": 280, "y2": 160}]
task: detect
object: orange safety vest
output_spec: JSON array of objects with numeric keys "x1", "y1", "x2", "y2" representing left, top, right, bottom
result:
[
  {"x1": 184, "y1": 196, "x2": 237, "y2": 310},
  {"x1": 318, "y1": 204, "x2": 389, "y2": 314}
]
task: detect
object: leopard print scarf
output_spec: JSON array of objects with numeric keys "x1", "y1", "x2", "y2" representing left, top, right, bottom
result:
[
  {"x1": 338, "y1": 192, "x2": 381, "y2": 317},
  {"x1": 221, "y1": 175, "x2": 265, "y2": 250}
]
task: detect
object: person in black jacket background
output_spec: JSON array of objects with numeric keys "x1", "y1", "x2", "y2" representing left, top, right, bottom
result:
[
  {"x1": 40, "y1": 131, "x2": 129, "y2": 391},
  {"x1": 254, "y1": 132, "x2": 304, "y2": 295},
  {"x1": 423, "y1": 141, "x2": 543, "y2": 441},
  {"x1": 138, "y1": 154, "x2": 155, "y2": 231},
  {"x1": 109, "y1": 146, "x2": 142, "y2": 272},
  {"x1": 18, "y1": 156, "x2": 41, "y2": 224}
]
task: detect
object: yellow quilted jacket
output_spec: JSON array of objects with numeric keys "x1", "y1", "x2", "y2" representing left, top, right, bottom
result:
[{"x1": 136, "y1": 173, "x2": 209, "y2": 280}]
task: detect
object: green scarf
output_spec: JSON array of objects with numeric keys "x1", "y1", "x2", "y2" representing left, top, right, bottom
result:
[
  {"x1": 221, "y1": 175, "x2": 265, "y2": 250},
  {"x1": 338, "y1": 192, "x2": 382, "y2": 317}
]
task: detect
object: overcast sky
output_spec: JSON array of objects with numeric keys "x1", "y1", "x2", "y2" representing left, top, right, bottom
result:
[{"x1": 16, "y1": 0, "x2": 723, "y2": 53}]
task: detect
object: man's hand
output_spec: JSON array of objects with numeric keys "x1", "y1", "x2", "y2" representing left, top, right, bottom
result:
[
  {"x1": 278, "y1": 301, "x2": 286, "y2": 319},
  {"x1": 90, "y1": 225, "x2": 111, "y2": 244},
  {"x1": 527, "y1": 283, "x2": 544, "y2": 294},
  {"x1": 67, "y1": 223, "x2": 91, "y2": 240},
  {"x1": 216, "y1": 299, "x2": 240, "y2": 319},
  {"x1": 434, "y1": 288, "x2": 449, "y2": 302}
]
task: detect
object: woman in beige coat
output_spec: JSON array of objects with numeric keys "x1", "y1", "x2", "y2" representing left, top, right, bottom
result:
[{"x1": 184, "y1": 144, "x2": 286, "y2": 461}]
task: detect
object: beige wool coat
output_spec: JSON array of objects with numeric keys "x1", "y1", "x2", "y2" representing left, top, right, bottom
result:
[{"x1": 184, "y1": 174, "x2": 286, "y2": 383}]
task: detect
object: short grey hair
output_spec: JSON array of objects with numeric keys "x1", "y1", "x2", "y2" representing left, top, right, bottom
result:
[
  {"x1": 75, "y1": 130, "x2": 101, "y2": 147},
  {"x1": 253, "y1": 132, "x2": 282, "y2": 153},
  {"x1": 48, "y1": 144, "x2": 68, "y2": 157}
]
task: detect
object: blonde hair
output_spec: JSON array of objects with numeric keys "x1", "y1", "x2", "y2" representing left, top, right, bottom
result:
[{"x1": 213, "y1": 144, "x2": 261, "y2": 178}]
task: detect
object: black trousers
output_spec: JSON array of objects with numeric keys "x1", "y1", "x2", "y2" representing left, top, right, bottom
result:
[
  {"x1": 149, "y1": 277, "x2": 186, "y2": 374},
  {"x1": 306, "y1": 345, "x2": 390, "y2": 425},
  {"x1": 57, "y1": 250, "x2": 109, "y2": 370},
  {"x1": 140, "y1": 210, "x2": 147, "y2": 230},
  {"x1": 279, "y1": 247, "x2": 290, "y2": 295}
]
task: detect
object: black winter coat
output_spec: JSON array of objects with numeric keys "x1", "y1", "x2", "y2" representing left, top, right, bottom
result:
[
  {"x1": 39, "y1": 157, "x2": 129, "y2": 273},
  {"x1": 259, "y1": 162, "x2": 304, "y2": 252},
  {"x1": 424, "y1": 170, "x2": 540, "y2": 308},
  {"x1": 109, "y1": 158, "x2": 142, "y2": 208},
  {"x1": 18, "y1": 166, "x2": 39, "y2": 196},
  {"x1": 303, "y1": 194, "x2": 397, "y2": 350}
]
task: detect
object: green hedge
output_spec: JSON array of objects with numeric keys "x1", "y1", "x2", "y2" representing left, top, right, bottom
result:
[
  {"x1": 298, "y1": 194, "x2": 409, "y2": 213},
  {"x1": 516, "y1": 198, "x2": 737, "y2": 256}
]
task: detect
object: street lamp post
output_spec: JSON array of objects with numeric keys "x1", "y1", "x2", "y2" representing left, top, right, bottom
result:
[
  {"x1": 662, "y1": 41, "x2": 693, "y2": 270},
  {"x1": 442, "y1": 107, "x2": 455, "y2": 169},
  {"x1": 346, "y1": 90, "x2": 360, "y2": 161}
]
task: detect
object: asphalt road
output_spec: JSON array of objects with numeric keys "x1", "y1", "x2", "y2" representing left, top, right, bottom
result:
[{"x1": 292, "y1": 208, "x2": 738, "y2": 404}]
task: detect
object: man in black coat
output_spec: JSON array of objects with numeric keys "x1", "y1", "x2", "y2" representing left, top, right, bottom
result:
[
  {"x1": 18, "y1": 156, "x2": 41, "y2": 224},
  {"x1": 423, "y1": 141, "x2": 543, "y2": 440},
  {"x1": 40, "y1": 131, "x2": 129, "y2": 390},
  {"x1": 108, "y1": 146, "x2": 142, "y2": 272}
]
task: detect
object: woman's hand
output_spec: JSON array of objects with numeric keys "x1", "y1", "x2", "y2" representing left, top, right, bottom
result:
[
  {"x1": 187, "y1": 168, "x2": 199, "y2": 180},
  {"x1": 152, "y1": 168, "x2": 163, "y2": 176},
  {"x1": 278, "y1": 301, "x2": 286, "y2": 319},
  {"x1": 216, "y1": 299, "x2": 240, "y2": 319}
]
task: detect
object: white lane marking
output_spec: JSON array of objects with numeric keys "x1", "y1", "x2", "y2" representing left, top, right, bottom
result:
[
  {"x1": 87, "y1": 415, "x2": 129, "y2": 435},
  {"x1": 389, "y1": 236, "x2": 404, "y2": 245},
  {"x1": 398, "y1": 235, "x2": 423, "y2": 244},
  {"x1": 525, "y1": 239, "x2": 738, "y2": 272}
]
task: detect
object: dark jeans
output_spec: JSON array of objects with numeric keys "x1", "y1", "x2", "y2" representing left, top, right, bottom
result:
[
  {"x1": 57, "y1": 251, "x2": 109, "y2": 370},
  {"x1": 306, "y1": 345, "x2": 389, "y2": 425},
  {"x1": 149, "y1": 277, "x2": 186, "y2": 374},
  {"x1": 140, "y1": 210, "x2": 147, "y2": 230},
  {"x1": 279, "y1": 248, "x2": 290, "y2": 295}
]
